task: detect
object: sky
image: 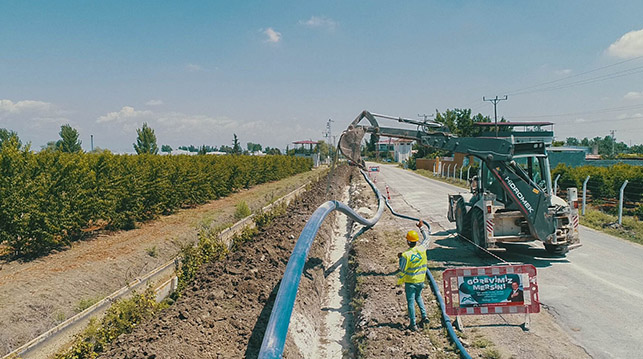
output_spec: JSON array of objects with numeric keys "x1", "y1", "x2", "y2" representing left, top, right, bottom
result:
[{"x1": 1, "y1": 0, "x2": 643, "y2": 153}]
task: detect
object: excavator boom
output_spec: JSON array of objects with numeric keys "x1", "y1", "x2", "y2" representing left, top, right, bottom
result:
[{"x1": 339, "y1": 110, "x2": 558, "y2": 243}]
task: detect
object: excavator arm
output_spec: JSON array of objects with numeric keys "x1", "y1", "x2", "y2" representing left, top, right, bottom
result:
[{"x1": 339, "y1": 110, "x2": 558, "y2": 242}]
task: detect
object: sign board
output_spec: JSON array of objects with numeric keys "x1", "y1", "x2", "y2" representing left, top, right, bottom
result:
[
  {"x1": 368, "y1": 166, "x2": 380, "y2": 172},
  {"x1": 442, "y1": 264, "x2": 539, "y2": 316}
]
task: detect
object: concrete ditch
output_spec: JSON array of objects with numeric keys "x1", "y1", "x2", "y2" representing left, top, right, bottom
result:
[{"x1": 4, "y1": 181, "x2": 312, "y2": 359}]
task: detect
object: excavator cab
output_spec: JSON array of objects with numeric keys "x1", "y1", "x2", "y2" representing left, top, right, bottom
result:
[{"x1": 480, "y1": 153, "x2": 552, "y2": 207}]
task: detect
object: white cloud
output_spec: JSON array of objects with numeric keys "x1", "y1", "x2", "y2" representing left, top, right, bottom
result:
[
  {"x1": 185, "y1": 63, "x2": 203, "y2": 72},
  {"x1": 97, "y1": 106, "x2": 153, "y2": 124},
  {"x1": 97, "y1": 107, "x2": 238, "y2": 136},
  {"x1": 555, "y1": 69, "x2": 572, "y2": 76},
  {"x1": 574, "y1": 118, "x2": 586, "y2": 123},
  {"x1": 624, "y1": 91, "x2": 643, "y2": 100},
  {"x1": 617, "y1": 112, "x2": 643, "y2": 120},
  {"x1": 607, "y1": 29, "x2": 643, "y2": 58},
  {"x1": 0, "y1": 99, "x2": 71, "y2": 129},
  {"x1": 145, "y1": 99, "x2": 164, "y2": 106},
  {"x1": 299, "y1": 16, "x2": 337, "y2": 30},
  {"x1": 156, "y1": 112, "x2": 237, "y2": 131},
  {"x1": 263, "y1": 27, "x2": 282, "y2": 43},
  {"x1": 0, "y1": 99, "x2": 54, "y2": 115}
]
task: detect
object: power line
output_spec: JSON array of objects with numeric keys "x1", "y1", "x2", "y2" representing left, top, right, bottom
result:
[
  {"x1": 504, "y1": 55, "x2": 643, "y2": 96},
  {"x1": 507, "y1": 102, "x2": 643, "y2": 119},
  {"x1": 510, "y1": 65, "x2": 643, "y2": 96},
  {"x1": 541, "y1": 115, "x2": 643, "y2": 126}
]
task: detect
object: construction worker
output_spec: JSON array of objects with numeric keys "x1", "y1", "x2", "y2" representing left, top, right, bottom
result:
[{"x1": 397, "y1": 221, "x2": 429, "y2": 331}]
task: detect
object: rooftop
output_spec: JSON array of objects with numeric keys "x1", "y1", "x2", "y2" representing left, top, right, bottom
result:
[{"x1": 474, "y1": 121, "x2": 554, "y2": 127}]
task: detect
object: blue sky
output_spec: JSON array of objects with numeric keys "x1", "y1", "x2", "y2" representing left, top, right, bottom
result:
[{"x1": 2, "y1": 1, "x2": 643, "y2": 152}]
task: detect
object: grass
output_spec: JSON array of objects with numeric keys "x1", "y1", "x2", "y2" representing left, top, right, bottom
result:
[
  {"x1": 482, "y1": 348, "x2": 502, "y2": 359},
  {"x1": 581, "y1": 208, "x2": 643, "y2": 245},
  {"x1": 75, "y1": 297, "x2": 102, "y2": 313},
  {"x1": 53, "y1": 310, "x2": 67, "y2": 323},
  {"x1": 233, "y1": 200, "x2": 252, "y2": 220},
  {"x1": 145, "y1": 245, "x2": 158, "y2": 258},
  {"x1": 472, "y1": 337, "x2": 493, "y2": 349}
]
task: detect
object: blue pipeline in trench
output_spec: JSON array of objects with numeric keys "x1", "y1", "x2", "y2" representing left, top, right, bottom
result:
[{"x1": 258, "y1": 169, "x2": 471, "y2": 359}]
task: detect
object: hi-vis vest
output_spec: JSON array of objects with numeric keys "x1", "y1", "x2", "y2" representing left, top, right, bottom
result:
[{"x1": 397, "y1": 245, "x2": 427, "y2": 285}]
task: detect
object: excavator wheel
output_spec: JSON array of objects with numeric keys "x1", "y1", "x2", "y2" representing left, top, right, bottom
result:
[
  {"x1": 471, "y1": 209, "x2": 487, "y2": 256},
  {"x1": 455, "y1": 198, "x2": 471, "y2": 240},
  {"x1": 544, "y1": 243, "x2": 569, "y2": 256}
]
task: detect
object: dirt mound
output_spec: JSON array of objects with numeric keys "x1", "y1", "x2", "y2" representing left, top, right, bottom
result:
[{"x1": 101, "y1": 165, "x2": 352, "y2": 359}]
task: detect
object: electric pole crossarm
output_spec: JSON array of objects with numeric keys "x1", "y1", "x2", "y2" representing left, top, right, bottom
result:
[{"x1": 483, "y1": 95, "x2": 508, "y2": 137}]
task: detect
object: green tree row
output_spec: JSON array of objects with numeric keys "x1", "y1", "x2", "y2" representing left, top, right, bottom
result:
[
  {"x1": 0, "y1": 137, "x2": 312, "y2": 259},
  {"x1": 552, "y1": 163, "x2": 643, "y2": 204},
  {"x1": 556, "y1": 136, "x2": 643, "y2": 157}
]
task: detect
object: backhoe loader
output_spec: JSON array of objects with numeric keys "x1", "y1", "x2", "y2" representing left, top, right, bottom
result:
[{"x1": 339, "y1": 111, "x2": 581, "y2": 255}]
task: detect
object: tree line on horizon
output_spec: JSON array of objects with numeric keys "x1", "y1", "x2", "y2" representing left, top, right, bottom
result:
[{"x1": 0, "y1": 123, "x2": 285, "y2": 156}]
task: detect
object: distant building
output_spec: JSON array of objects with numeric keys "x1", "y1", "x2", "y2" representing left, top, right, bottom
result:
[
  {"x1": 547, "y1": 147, "x2": 589, "y2": 168},
  {"x1": 378, "y1": 137, "x2": 414, "y2": 163},
  {"x1": 292, "y1": 140, "x2": 320, "y2": 167},
  {"x1": 393, "y1": 139, "x2": 413, "y2": 163}
]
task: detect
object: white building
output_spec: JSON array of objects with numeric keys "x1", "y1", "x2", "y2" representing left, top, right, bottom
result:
[{"x1": 393, "y1": 139, "x2": 413, "y2": 163}]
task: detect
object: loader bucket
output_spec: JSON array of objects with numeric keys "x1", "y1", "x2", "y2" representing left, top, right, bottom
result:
[{"x1": 338, "y1": 125, "x2": 366, "y2": 168}]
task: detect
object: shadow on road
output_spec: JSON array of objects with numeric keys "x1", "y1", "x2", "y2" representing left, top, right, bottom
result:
[{"x1": 429, "y1": 230, "x2": 571, "y2": 269}]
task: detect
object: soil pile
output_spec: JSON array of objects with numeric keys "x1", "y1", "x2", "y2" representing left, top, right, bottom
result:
[{"x1": 101, "y1": 166, "x2": 352, "y2": 359}]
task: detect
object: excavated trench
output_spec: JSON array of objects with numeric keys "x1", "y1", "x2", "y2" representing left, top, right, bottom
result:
[{"x1": 100, "y1": 166, "x2": 358, "y2": 358}]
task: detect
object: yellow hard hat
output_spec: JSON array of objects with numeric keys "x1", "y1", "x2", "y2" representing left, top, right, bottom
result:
[{"x1": 406, "y1": 230, "x2": 420, "y2": 242}]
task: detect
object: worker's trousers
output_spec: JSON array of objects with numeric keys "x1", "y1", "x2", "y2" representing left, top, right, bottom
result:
[{"x1": 405, "y1": 282, "x2": 427, "y2": 326}]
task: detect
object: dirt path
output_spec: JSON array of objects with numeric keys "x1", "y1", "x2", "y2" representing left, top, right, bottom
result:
[
  {"x1": 0, "y1": 168, "x2": 324, "y2": 356},
  {"x1": 100, "y1": 165, "x2": 352, "y2": 359}
]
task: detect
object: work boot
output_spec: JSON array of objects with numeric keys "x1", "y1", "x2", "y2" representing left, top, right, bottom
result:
[
  {"x1": 419, "y1": 317, "x2": 429, "y2": 328},
  {"x1": 407, "y1": 324, "x2": 418, "y2": 332}
]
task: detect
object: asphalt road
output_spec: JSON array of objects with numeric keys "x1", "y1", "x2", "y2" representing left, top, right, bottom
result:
[{"x1": 369, "y1": 163, "x2": 643, "y2": 359}]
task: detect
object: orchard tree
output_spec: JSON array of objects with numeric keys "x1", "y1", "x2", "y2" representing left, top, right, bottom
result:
[
  {"x1": 247, "y1": 142, "x2": 262, "y2": 152},
  {"x1": 434, "y1": 108, "x2": 491, "y2": 138},
  {"x1": 133, "y1": 122, "x2": 159, "y2": 154},
  {"x1": 0, "y1": 128, "x2": 21, "y2": 148},
  {"x1": 56, "y1": 124, "x2": 83, "y2": 153},
  {"x1": 232, "y1": 134, "x2": 242, "y2": 155},
  {"x1": 264, "y1": 146, "x2": 281, "y2": 155}
]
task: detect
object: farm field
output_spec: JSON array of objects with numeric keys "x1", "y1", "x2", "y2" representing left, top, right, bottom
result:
[{"x1": 0, "y1": 166, "x2": 324, "y2": 356}]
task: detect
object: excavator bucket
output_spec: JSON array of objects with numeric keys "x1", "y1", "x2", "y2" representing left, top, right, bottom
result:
[{"x1": 338, "y1": 125, "x2": 366, "y2": 168}]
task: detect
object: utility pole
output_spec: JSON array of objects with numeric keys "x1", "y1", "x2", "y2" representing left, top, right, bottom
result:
[
  {"x1": 418, "y1": 113, "x2": 434, "y2": 122},
  {"x1": 324, "y1": 119, "x2": 334, "y2": 146},
  {"x1": 90, "y1": 134, "x2": 94, "y2": 152},
  {"x1": 417, "y1": 113, "x2": 435, "y2": 130},
  {"x1": 483, "y1": 95, "x2": 508, "y2": 137}
]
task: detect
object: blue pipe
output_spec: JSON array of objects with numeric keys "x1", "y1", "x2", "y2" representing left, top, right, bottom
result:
[
  {"x1": 258, "y1": 172, "x2": 385, "y2": 358},
  {"x1": 258, "y1": 169, "x2": 471, "y2": 359},
  {"x1": 383, "y1": 197, "x2": 471, "y2": 359}
]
